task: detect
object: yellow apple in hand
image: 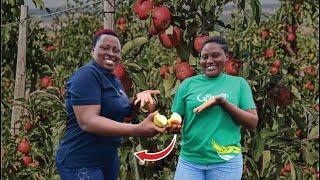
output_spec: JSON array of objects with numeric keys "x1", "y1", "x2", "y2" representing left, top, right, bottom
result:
[
  {"x1": 168, "y1": 112, "x2": 182, "y2": 127},
  {"x1": 153, "y1": 112, "x2": 168, "y2": 128}
]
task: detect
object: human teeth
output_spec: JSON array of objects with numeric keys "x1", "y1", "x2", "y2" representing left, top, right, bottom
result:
[
  {"x1": 105, "y1": 60, "x2": 114, "y2": 64},
  {"x1": 207, "y1": 66, "x2": 217, "y2": 70}
]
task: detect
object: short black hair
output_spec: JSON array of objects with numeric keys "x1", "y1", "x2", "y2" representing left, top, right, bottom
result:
[
  {"x1": 202, "y1": 36, "x2": 228, "y2": 54},
  {"x1": 92, "y1": 28, "x2": 119, "y2": 47}
]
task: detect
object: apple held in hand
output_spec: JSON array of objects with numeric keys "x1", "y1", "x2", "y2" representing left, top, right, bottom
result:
[
  {"x1": 153, "y1": 113, "x2": 168, "y2": 128},
  {"x1": 168, "y1": 112, "x2": 182, "y2": 126}
]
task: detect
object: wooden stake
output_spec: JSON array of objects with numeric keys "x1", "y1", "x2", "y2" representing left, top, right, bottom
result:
[
  {"x1": 103, "y1": 0, "x2": 115, "y2": 29},
  {"x1": 11, "y1": 5, "x2": 28, "y2": 135}
]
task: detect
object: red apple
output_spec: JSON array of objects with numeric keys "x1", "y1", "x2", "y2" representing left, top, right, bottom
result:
[
  {"x1": 133, "y1": 0, "x2": 154, "y2": 20},
  {"x1": 261, "y1": 30, "x2": 270, "y2": 39},
  {"x1": 272, "y1": 59, "x2": 281, "y2": 68},
  {"x1": 175, "y1": 62, "x2": 195, "y2": 81},
  {"x1": 117, "y1": 17, "x2": 126, "y2": 32},
  {"x1": 22, "y1": 155, "x2": 32, "y2": 166},
  {"x1": 152, "y1": 6, "x2": 172, "y2": 30},
  {"x1": 159, "y1": 26, "x2": 183, "y2": 48},
  {"x1": 194, "y1": 35, "x2": 209, "y2": 53},
  {"x1": 225, "y1": 60, "x2": 241, "y2": 76},
  {"x1": 287, "y1": 33, "x2": 296, "y2": 42},
  {"x1": 264, "y1": 48, "x2": 275, "y2": 59},
  {"x1": 117, "y1": 17, "x2": 126, "y2": 25},
  {"x1": 305, "y1": 81, "x2": 315, "y2": 91},
  {"x1": 270, "y1": 66, "x2": 279, "y2": 75},
  {"x1": 113, "y1": 63, "x2": 126, "y2": 80},
  {"x1": 159, "y1": 64, "x2": 170, "y2": 79},
  {"x1": 18, "y1": 139, "x2": 30, "y2": 154},
  {"x1": 284, "y1": 162, "x2": 291, "y2": 172},
  {"x1": 41, "y1": 76, "x2": 53, "y2": 89},
  {"x1": 147, "y1": 24, "x2": 161, "y2": 36},
  {"x1": 303, "y1": 66, "x2": 316, "y2": 76},
  {"x1": 288, "y1": 25, "x2": 297, "y2": 33},
  {"x1": 24, "y1": 121, "x2": 32, "y2": 131},
  {"x1": 43, "y1": 45, "x2": 56, "y2": 52}
]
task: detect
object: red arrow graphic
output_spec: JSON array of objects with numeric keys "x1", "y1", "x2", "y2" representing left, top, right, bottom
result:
[{"x1": 134, "y1": 134, "x2": 177, "y2": 163}]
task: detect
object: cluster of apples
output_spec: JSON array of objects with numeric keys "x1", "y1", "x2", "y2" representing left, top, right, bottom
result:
[
  {"x1": 133, "y1": 0, "x2": 183, "y2": 49},
  {"x1": 153, "y1": 112, "x2": 182, "y2": 128}
]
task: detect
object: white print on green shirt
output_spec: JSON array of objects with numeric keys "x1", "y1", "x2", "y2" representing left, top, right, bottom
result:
[{"x1": 196, "y1": 92, "x2": 229, "y2": 102}]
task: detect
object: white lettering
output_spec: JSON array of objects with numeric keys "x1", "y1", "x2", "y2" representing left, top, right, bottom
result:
[{"x1": 196, "y1": 93, "x2": 229, "y2": 102}]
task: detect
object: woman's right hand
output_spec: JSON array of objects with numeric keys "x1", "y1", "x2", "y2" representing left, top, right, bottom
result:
[
  {"x1": 193, "y1": 96, "x2": 227, "y2": 113},
  {"x1": 136, "y1": 111, "x2": 166, "y2": 137}
]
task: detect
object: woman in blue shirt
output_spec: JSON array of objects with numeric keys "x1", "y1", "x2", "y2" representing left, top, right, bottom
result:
[{"x1": 55, "y1": 28, "x2": 165, "y2": 180}]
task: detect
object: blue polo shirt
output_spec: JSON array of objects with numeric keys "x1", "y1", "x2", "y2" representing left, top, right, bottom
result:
[{"x1": 55, "y1": 60, "x2": 132, "y2": 169}]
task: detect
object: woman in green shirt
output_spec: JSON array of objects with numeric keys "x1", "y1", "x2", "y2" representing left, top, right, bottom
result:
[{"x1": 170, "y1": 36, "x2": 258, "y2": 180}]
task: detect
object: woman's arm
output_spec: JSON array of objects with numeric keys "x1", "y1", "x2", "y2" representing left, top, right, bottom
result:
[
  {"x1": 124, "y1": 90, "x2": 161, "y2": 122},
  {"x1": 220, "y1": 100, "x2": 258, "y2": 129},
  {"x1": 193, "y1": 96, "x2": 258, "y2": 129},
  {"x1": 74, "y1": 105, "x2": 165, "y2": 137}
]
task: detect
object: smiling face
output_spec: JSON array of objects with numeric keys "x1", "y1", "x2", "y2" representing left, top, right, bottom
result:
[
  {"x1": 93, "y1": 35, "x2": 121, "y2": 72},
  {"x1": 200, "y1": 43, "x2": 227, "y2": 77}
]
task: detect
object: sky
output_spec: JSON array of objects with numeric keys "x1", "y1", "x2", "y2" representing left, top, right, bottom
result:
[{"x1": 25, "y1": 0, "x2": 280, "y2": 9}]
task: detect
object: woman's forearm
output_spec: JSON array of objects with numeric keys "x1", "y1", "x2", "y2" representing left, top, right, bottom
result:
[
  {"x1": 81, "y1": 115, "x2": 140, "y2": 136},
  {"x1": 220, "y1": 101, "x2": 258, "y2": 129}
]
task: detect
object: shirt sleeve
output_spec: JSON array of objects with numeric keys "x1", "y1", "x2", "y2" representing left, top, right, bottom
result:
[
  {"x1": 69, "y1": 68, "x2": 102, "y2": 105},
  {"x1": 239, "y1": 78, "x2": 256, "y2": 110},
  {"x1": 171, "y1": 80, "x2": 188, "y2": 116}
]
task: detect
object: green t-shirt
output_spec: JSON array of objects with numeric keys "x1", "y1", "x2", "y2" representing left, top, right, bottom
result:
[{"x1": 171, "y1": 73, "x2": 256, "y2": 164}]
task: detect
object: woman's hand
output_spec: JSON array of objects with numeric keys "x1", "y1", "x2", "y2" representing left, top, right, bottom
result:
[
  {"x1": 136, "y1": 111, "x2": 166, "y2": 137},
  {"x1": 134, "y1": 90, "x2": 160, "y2": 108},
  {"x1": 193, "y1": 96, "x2": 227, "y2": 113}
]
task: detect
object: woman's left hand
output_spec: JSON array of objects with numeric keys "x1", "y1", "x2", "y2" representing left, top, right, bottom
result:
[
  {"x1": 193, "y1": 96, "x2": 227, "y2": 113},
  {"x1": 134, "y1": 90, "x2": 160, "y2": 108}
]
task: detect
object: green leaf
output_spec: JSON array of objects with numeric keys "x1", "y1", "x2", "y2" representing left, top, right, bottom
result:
[
  {"x1": 165, "y1": 25, "x2": 174, "y2": 35},
  {"x1": 163, "y1": 77, "x2": 176, "y2": 98},
  {"x1": 175, "y1": 42, "x2": 192, "y2": 61},
  {"x1": 129, "y1": 147, "x2": 141, "y2": 180},
  {"x1": 32, "y1": 0, "x2": 45, "y2": 9},
  {"x1": 170, "y1": 79, "x2": 180, "y2": 96},
  {"x1": 205, "y1": 0, "x2": 215, "y2": 12},
  {"x1": 209, "y1": 31, "x2": 220, "y2": 37},
  {"x1": 133, "y1": 37, "x2": 149, "y2": 47},
  {"x1": 260, "y1": 150, "x2": 271, "y2": 176},
  {"x1": 122, "y1": 37, "x2": 148, "y2": 56},
  {"x1": 289, "y1": 160, "x2": 296, "y2": 180},
  {"x1": 252, "y1": 136, "x2": 265, "y2": 161},
  {"x1": 145, "y1": 16, "x2": 152, "y2": 28},
  {"x1": 302, "y1": 142, "x2": 318, "y2": 165},
  {"x1": 131, "y1": 73, "x2": 148, "y2": 90},
  {"x1": 260, "y1": 128, "x2": 290, "y2": 139},
  {"x1": 309, "y1": 125, "x2": 319, "y2": 138},
  {"x1": 291, "y1": 85, "x2": 301, "y2": 100},
  {"x1": 249, "y1": 0, "x2": 261, "y2": 25},
  {"x1": 126, "y1": 62, "x2": 142, "y2": 71},
  {"x1": 188, "y1": 54, "x2": 198, "y2": 66},
  {"x1": 122, "y1": 41, "x2": 133, "y2": 56},
  {"x1": 295, "y1": 166, "x2": 304, "y2": 180}
]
